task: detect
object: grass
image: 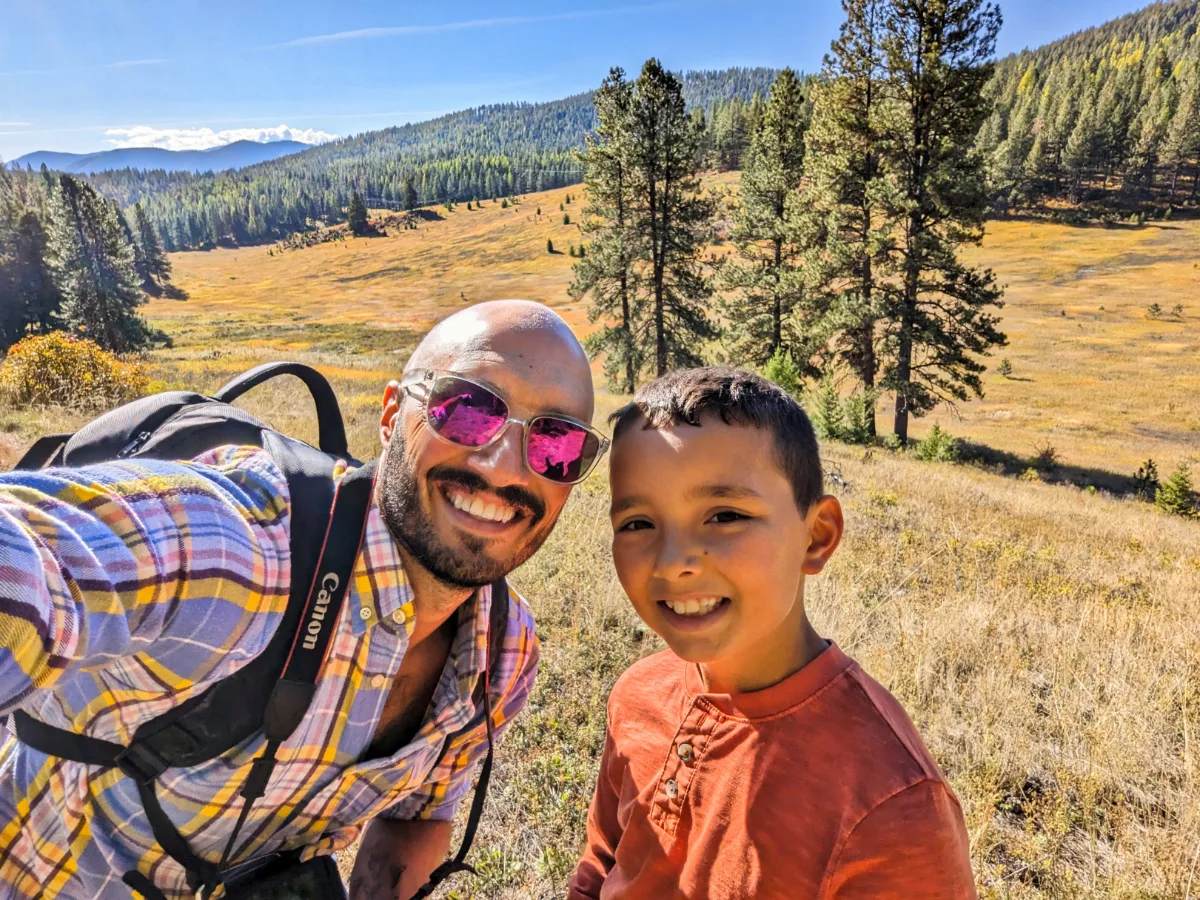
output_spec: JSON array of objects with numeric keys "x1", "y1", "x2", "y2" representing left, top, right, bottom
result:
[{"x1": 1, "y1": 178, "x2": 1198, "y2": 898}]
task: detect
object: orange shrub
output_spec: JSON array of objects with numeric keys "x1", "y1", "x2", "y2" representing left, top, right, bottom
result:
[{"x1": 0, "y1": 332, "x2": 149, "y2": 411}]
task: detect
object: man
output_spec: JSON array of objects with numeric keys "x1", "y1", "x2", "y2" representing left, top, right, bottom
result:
[{"x1": 0, "y1": 300, "x2": 601, "y2": 900}]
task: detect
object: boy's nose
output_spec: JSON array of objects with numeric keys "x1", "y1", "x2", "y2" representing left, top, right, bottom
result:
[{"x1": 653, "y1": 532, "x2": 701, "y2": 580}]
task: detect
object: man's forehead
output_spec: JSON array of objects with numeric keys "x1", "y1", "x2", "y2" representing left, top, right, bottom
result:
[{"x1": 410, "y1": 334, "x2": 593, "y2": 419}]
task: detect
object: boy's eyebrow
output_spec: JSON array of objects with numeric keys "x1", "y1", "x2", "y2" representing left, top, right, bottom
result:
[
  {"x1": 610, "y1": 495, "x2": 644, "y2": 515},
  {"x1": 686, "y1": 484, "x2": 763, "y2": 502}
]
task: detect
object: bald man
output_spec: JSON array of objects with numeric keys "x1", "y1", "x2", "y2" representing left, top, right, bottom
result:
[{"x1": 0, "y1": 301, "x2": 601, "y2": 900}]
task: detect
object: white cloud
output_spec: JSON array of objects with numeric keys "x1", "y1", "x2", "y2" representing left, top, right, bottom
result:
[{"x1": 104, "y1": 123, "x2": 339, "y2": 151}]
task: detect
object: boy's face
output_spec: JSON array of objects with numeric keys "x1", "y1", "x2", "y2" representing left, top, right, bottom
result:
[{"x1": 608, "y1": 414, "x2": 842, "y2": 684}]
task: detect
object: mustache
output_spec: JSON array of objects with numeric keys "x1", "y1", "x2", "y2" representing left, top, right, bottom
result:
[{"x1": 427, "y1": 465, "x2": 546, "y2": 524}]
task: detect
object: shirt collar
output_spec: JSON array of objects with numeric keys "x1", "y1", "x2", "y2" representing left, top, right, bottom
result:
[{"x1": 350, "y1": 496, "x2": 493, "y2": 691}]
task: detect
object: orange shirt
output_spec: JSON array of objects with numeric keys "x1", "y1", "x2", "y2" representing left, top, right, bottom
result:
[{"x1": 568, "y1": 643, "x2": 975, "y2": 900}]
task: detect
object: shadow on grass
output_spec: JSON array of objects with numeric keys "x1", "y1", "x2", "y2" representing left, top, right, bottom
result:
[{"x1": 959, "y1": 439, "x2": 1136, "y2": 495}]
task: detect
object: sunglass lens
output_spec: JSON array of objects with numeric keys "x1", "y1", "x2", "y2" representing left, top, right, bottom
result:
[
  {"x1": 527, "y1": 417, "x2": 601, "y2": 483},
  {"x1": 426, "y1": 377, "x2": 509, "y2": 447}
]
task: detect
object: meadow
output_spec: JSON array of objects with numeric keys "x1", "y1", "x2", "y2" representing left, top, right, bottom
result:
[{"x1": 0, "y1": 181, "x2": 1198, "y2": 898}]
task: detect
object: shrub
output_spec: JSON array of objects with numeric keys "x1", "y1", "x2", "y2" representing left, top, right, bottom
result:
[
  {"x1": 501, "y1": 199, "x2": 509, "y2": 208},
  {"x1": 0, "y1": 332, "x2": 149, "y2": 411},
  {"x1": 547, "y1": 239, "x2": 555, "y2": 254},
  {"x1": 1147, "y1": 302, "x2": 1163, "y2": 319},
  {"x1": 1132, "y1": 459, "x2": 1159, "y2": 500},
  {"x1": 914, "y1": 425, "x2": 961, "y2": 463},
  {"x1": 1156, "y1": 462, "x2": 1197, "y2": 518},
  {"x1": 807, "y1": 375, "x2": 844, "y2": 441},
  {"x1": 841, "y1": 390, "x2": 877, "y2": 446},
  {"x1": 1032, "y1": 440, "x2": 1059, "y2": 471},
  {"x1": 998, "y1": 358, "x2": 1013, "y2": 378},
  {"x1": 562, "y1": 213, "x2": 571, "y2": 225},
  {"x1": 882, "y1": 432, "x2": 903, "y2": 451},
  {"x1": 762, "y1": 347, "x2": 801, "y2": 399}
]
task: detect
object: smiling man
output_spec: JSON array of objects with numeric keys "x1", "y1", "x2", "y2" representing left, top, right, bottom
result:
[{"x1": 0, "y1": 300, "x2": 601, "y2": 900}]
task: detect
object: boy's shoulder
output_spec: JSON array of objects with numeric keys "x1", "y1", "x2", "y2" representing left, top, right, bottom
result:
[{"x1": 607, "y1": 648, "x2": 688, "y2": 718}]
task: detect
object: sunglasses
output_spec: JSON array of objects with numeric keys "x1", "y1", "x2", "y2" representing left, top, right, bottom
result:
[{"x1": 400, "y1": 370, "x2": 610, "y2": 485}]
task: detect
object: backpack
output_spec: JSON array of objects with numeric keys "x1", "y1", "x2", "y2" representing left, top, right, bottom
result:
[{"x1": 9, "y1": 362, "x2": 507, "y2": 900}]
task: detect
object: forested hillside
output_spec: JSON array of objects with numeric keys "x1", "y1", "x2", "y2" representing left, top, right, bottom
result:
[
  {"x1": 83, "y1": 68, "x2": 780, "y2": 250},
  {"x1": 981, "y1": 0, "x2": 1200, "y2": 208}
]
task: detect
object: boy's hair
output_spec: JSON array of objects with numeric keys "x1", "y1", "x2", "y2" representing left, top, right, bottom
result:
[{"x1": 609, "y1": 366, "x2": 824, "y2": 511}]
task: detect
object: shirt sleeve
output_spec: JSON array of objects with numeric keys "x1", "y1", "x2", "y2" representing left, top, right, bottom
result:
[
  {"x1": 567, "y1": 697, "x2": 623, "y2": 900},
  {"x1": 0, "y1": 446, "x2": 292, "y2": 716},
  {"x1": 824, "y1": 779, "x2": 977, "y2": 900},
  {"x1": 380, "y1": 585, "x2": 540, "y2": 823}
]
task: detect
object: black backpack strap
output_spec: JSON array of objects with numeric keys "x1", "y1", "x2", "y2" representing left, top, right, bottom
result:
[
  {"x1": 13, "y1": 433, "x2": 72, "y2": 470},
  {"x1": 410, "y1": 576, "x2": 508, "y2": 900},
  {"x1": 214, "y1": 363, "x2": 349, "y2": 457}
]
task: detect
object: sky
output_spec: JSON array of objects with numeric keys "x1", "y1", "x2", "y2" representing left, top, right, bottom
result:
[{"x1": 0, "y1": 0, "x2": 1157, "y2": 161}]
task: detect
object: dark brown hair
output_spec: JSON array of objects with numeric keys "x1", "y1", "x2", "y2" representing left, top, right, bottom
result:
[{"x1": 609, "y1": 366, "x2": 824, "y2": 510}]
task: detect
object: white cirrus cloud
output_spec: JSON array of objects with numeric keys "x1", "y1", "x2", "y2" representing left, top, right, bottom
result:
[{"x1": 104, "y1": 124, "x2": 339, "y2": 151}]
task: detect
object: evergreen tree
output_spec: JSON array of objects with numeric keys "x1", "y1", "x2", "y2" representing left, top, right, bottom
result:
[
  {"x1": 46, "y1": 175, "x2": 156, "y2": 353},
  {"x1": 347, "y1": 190, "x2": 370, "y2": 236},
  {"x1": 627, "y1": 58, "x2": 718, "y2": 376},
  {"x1": 135, "y1": 203, "x2": 170, "y2": 286},
  {"x1": 571, "y1": 67, "x2": 643, "y2": 393},
  {"x1": 403, "y1": 173, "x2": 419, "y2": 212},
  {"x1": 1155, "y1": 461, "x2": 1196, "y2": 517},
  {"x1": 794, "y1": 0, "x2": 893, "y2": 436},
  {"x1": 1161, "y1": 60, "x2": 1200, "y2": 201},
  {"x1": 877, "y1": 0, "x2": 1007, "y2": 444},
  {"x1": 719, "y1": 68, "x2": 810, "y2": 369}
]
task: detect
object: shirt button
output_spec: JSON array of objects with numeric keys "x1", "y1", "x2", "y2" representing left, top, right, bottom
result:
[
  {"x1": 370, "y1": 674, "x2": 387, "y2": 690},
  {"x1": 359, "y1": 607, "x2": 373, "y2": 621},
  {"x1": 677, "y1": 742, "x2": 694, "y2": 763},
  {"x1": 391, "y1": 608, "x2": 407, "y2": 626},
  {"x1": 664, "y1": 779, "x2": 679, "y2": 800}
]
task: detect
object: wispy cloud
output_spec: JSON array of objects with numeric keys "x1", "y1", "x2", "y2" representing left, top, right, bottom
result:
[
  {"x1": 104, "y1": 123, "x2": 339, "y2": 151},
  {"x1": 0, "y1": 57, "x2": 168, "y2": 77},
  {"x1": 0, "y1": 121, "x2": 30, "y2": 126},
  {"x1": 263, "y1": 3, "x2": 678, "y2": 49}
]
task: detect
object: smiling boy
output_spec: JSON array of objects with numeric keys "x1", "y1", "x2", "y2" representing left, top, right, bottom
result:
[{"x1": 568, "y1": 367, "x2": 975, "y2": 900}]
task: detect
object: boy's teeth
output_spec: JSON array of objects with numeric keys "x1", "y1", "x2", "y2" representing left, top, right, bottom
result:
[
  {"x1": 666, "y1": 597, "x2": 723, "y2": 616},
  {"x1": 449, "y1": 489, "x2": 516, "y2": 523}
]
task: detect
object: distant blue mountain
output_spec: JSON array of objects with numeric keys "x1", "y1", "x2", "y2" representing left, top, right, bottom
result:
[{"x1": 8, "y1": 139, "x2": 311, "y2": 174}]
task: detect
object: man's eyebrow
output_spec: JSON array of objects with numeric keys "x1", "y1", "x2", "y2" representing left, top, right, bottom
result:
[{"x1": 684, "y1": 483, "x2": 763, "y2": 502}]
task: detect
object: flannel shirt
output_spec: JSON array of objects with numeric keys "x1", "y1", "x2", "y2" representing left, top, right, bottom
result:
[{"x1": 0, "y1": 445, "x2": 539, "y2": 900}]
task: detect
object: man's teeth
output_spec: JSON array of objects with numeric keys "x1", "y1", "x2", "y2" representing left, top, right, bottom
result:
[
  {"x1": 664, "y1": 597, "x2": 724, "y2": 616},
  {"x1": 448, "y1": 489, "x2": 516, "y2": 523}
]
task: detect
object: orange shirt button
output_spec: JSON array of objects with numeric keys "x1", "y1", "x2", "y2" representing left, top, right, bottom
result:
[
  {"x1": 677, "y1": 742, "x2": 694, "y2": 763},
  {"x1": 665, "y1": 779, "x2": 679, "y2": 799}
]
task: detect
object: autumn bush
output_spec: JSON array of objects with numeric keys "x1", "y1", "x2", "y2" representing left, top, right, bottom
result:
[{"x1": 0, "y1": 332, "x2": 149, "y2": 411}]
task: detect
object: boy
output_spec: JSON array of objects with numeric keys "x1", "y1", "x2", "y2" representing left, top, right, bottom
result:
[{"x1": 568, "y1": 367, "x2": 975, "y2": 899}]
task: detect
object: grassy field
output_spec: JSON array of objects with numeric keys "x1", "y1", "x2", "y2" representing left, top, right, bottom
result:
[{"x1": 1, "y1": 180, "x2": 1198, "y2": 898}]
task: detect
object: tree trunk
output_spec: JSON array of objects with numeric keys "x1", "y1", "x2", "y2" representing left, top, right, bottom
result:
[{"x1": 772, "y1": 236, "x2": 782, "y2": 354}]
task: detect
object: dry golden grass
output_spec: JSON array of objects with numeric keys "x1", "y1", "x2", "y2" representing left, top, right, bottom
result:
[{"x1": 0, "y1": 177, "x2": 1197, "y2": 898}]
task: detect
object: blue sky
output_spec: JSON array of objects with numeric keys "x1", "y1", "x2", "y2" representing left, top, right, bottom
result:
[{"x1": 0, "y1": 0, "x2": 1154, "y2": 161}]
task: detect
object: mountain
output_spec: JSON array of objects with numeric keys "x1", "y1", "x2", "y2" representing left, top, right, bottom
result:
[
  {"x1": 82, "y1": 67, "x2": 782, "y2": 250},
  {"x1": 9, "y1": 140, "x2": 311, "y2": 175}
]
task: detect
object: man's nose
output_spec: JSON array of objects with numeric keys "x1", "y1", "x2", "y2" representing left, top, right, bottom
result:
[{"x1": 465, "y1": 420, "x2": 531, "y2": 487}]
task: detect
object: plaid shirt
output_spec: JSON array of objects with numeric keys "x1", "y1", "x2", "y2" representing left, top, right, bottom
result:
[{"x1": 0, "y1": 446, "x2": 539, "y2": 900}]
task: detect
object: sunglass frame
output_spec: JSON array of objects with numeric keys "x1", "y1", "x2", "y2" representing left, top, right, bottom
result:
[{"x1": 400, "y1": 369, "x2": 610, "y2": 485}]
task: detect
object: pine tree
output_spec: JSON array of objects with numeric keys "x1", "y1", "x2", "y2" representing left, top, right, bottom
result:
[
  {"x1": 794, "y1": 0, "x2": 893, "y2": 436},
  {"x1": 1155, "y1": 461, "x2": 1196, "y2": 517},
  {"x1": 135, "y1": 202, "x2": 171, "y2": 287},
  {"x1": 877, "y1": 0, "x2": 1007, "y2": 444},
  {"x1": 403, "y1": 173, "x2": 419, "y2": 212},
  {"x1": 46, "y1": 175, "x2": 156, "y2": 353},
  {"x1": 1161, "y1": 60, "x2": 1200, "y2": 201},
  {"x1": 347, "y1": 190, "x2": 370, "y2": 236},
  {"x1": 719, "y1": 68, "x2": 810, "y2": 369},
  {"x1": 547, "y1": 238, "x2": 555, "y2": 254},
  {"x1": 627, "y1": 59, "x2": 718, "y2": 375},
  {"x1": 571, "y1": 67, "x2": 643, "y2": 393}
]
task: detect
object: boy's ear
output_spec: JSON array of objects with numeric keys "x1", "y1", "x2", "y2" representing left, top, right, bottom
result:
[{"x1": 802, "y1": 495, "x2": 844, "y2": 575}]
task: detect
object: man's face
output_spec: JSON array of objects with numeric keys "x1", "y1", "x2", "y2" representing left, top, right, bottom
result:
[{"x1": 378, "y1": 329, "x2": 594, "y2": 589}]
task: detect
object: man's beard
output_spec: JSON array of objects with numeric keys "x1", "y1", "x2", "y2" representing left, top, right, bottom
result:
[{"x1": 379, "y1": 433, "x2": 557, "y2": 588}]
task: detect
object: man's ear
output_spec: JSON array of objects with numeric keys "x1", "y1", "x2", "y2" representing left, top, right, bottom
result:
[
  {"x1": 380, "y1": 381, "x2": 402, "y2": 446},
  {"x1": 801, "y1": 495, "x2": 844, "y2": 575}
]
